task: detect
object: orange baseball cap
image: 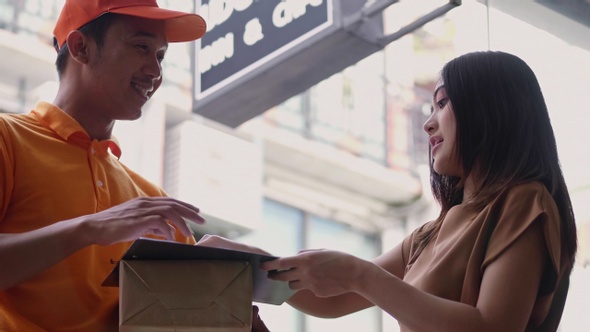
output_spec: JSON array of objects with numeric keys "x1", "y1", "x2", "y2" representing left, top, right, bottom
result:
[{"x1": 53, "y1": 0, "x2": 207, "y2": 50}]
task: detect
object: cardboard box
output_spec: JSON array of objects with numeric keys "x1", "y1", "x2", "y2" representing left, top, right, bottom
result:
[
  {"x1": 103, "y1": 238, "x2": 295, "y2": 305},
  {"x1": 119, "y1": 260, "x2": 252, "y2": 331}
]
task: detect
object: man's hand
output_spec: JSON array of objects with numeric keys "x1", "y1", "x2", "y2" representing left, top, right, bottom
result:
[
  {"x1": 0, "y1": 196, "x2": 205, "y2": 289},
  {"x1": 80, "y1": 196, "x2": 205, "y2": 246}
]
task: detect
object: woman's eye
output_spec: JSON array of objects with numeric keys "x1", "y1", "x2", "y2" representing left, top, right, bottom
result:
[
  {"x1": 437, "y1": 98, "x2": 448, "y2": 109},
  {"x1": 136, "y1": 44, "x2": 149, "y2": 51}
]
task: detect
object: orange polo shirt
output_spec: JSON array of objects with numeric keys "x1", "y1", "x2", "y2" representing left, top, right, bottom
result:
[{"x1": 0, "y1": 102, "x2": 195, "y2": 331}]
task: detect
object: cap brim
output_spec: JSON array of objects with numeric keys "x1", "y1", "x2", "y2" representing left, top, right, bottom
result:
[{"x1": 110, "y1": 6, "x2": 206, "y2": 42}]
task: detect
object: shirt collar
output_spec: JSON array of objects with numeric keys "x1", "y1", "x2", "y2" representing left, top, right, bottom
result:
[{"x1": 31, "y1": 101, "x2": 122, "y2": 159}]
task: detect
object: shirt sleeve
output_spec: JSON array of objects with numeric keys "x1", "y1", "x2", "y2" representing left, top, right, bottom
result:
[{"x1": 482, "y1": 183, "x2": 561, "y2": 294}]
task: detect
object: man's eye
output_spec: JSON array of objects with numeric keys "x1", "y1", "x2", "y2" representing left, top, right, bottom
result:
[{"x1": 136, "y1": 44, "x2": 149, "y2": 51}]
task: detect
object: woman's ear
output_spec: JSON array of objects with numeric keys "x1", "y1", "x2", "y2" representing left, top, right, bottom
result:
[{"x1": 65, "y1": 30, "x2": 90, "y2": 64}]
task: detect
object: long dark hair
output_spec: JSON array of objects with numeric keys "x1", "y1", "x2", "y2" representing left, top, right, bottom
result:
[{"x1": 411, "y1": 51, "x2": 577, "y2": 274}]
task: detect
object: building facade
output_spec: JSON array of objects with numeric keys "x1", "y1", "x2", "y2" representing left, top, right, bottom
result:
[{"x1": 1, "y1": 0, "x2": 588, "y2": 331}]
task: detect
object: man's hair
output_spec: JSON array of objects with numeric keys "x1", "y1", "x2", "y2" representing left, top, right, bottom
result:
[
  {"x1": 55, "y1": 13, "x2": 119, "y2": 78},
  {"x1": 411, "y1": 51, "x2": 577, "y2": 274}
]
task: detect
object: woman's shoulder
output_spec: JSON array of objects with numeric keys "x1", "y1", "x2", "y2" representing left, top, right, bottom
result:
[
  {"x1": 491, "y1": 181, "x2": 555, "y2": 212},
  {"x1": 496, "y1": 181, "x2": 547, "y2": 197},
  {"x1": 482, "y1": 180, "x2": 560, "y2": 266},
  {"x1": 502, "y1": 181, "x2": 548, "y2": 194}
]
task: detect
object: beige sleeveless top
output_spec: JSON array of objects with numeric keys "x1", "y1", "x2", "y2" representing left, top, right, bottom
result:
[{"x1": 400, "y1": 182, "x2": 568, "y2": 331}]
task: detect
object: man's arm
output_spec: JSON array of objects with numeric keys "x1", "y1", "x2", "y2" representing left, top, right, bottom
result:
[{"x1": 0, "y1": 196, "x2": 204, "y2": 290}]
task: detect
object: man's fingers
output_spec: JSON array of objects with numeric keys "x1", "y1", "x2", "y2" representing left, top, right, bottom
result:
[
  {"x1": 138, "y1": 202, "x2": 205, "y2": 238},
  {"x1": 159, "y1": 201, "x2": 206, "y2": 237},
  {"x1": 164, "y1": 216, "x2": 192, "y2": 238},
  {"x1": 141, "y1": 216, "x2": 177, "y2": 240},
  {"x1": 172, "y1": 202, "x2": 206, "y2": 225},
  {"x1": 131, "y1": 197, "x2": 205, "y2": 223}
]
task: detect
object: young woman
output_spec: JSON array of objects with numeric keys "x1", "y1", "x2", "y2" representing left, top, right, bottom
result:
[{"x1": 199, "y1": 51, "x2": 577, "y2": 332}]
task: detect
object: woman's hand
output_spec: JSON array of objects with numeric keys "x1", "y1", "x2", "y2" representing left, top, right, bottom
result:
[{"x1": 260, "y1": 249, "x2": 372, "y2": 298}]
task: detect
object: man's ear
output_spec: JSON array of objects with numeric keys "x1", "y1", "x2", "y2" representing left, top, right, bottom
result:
[{"x1": 66, "y1": 30, "x2": 91, "y2": 64}]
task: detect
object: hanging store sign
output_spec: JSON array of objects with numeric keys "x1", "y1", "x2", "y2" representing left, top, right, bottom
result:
[
  {"x1": 196, "y1": 0, "x2": 332, "y2": 98},
  {"x1": 193, "y1": 0, "x2": 461, "y2": 127}
]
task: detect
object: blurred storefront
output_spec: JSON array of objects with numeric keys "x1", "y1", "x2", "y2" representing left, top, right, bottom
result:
[{"x1": 0, "y1": 0, "x2": 588, "y2": 331}]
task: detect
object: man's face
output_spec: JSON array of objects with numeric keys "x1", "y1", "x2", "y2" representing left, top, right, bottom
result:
[{"x1": 85, "y1": 16, "x2": 168, "y2": 121}]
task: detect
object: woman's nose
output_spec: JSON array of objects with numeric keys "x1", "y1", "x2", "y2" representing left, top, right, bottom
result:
[{"x1": 423, "y1": 115, "x2": 436, "y2": 134}]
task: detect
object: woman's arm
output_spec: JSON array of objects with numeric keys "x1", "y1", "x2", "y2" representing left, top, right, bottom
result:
[
  {"x1": 269, "y1": 243, "x2": 408, "y2": 318},
  {"x1": 198, "y1": 235, "x2": 408, "y2": 318},
  {"x1": 263, "y1": 221, "x2": 546, "y2": 332}
]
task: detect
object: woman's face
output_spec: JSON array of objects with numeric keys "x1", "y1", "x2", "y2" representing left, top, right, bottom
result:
[{"x1": 423, "y1": 82, "x2": 463, "y2": 177}]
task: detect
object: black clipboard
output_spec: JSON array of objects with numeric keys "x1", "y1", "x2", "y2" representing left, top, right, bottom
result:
[{"x1": 102, "y1": 238, "x2": 295, "y2": 305}]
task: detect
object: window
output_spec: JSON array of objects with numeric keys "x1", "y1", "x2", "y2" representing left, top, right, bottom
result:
[
  {"x1": 236, "y1": 199, "x2": 382, "y2": 332},
  {"x1": 265, "y1": 52, "x2": 388, "y2": 164}
]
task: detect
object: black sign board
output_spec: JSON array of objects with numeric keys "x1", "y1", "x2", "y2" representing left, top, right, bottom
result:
[
  {"x1": 197, "y1": 0, "x2": 332, "y2": 96},
  {"x1": 192, "y1": 0, "x2": 461, "y2": 127}
]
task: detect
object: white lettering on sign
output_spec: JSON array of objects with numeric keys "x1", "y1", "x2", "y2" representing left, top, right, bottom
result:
[
  {"x1": 273, "y1": 0, "x2": 323, "y2": 28},
  {"x1": 199, "y1": 32, "x2": 234, "y2": 74},
  {"x1": 201, "y1": 0, "x2": 254, "y2": 31},
  {"x1": 243, "y1": 18, "x2": 264, "y2": 46},
  {"x1": 199, "y1": 0, "x2": 325, "y2": 75}
]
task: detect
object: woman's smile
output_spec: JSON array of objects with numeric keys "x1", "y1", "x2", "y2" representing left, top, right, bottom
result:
[{"x1": 430, "y1": 136, "x2": 444, "y2": 156}]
